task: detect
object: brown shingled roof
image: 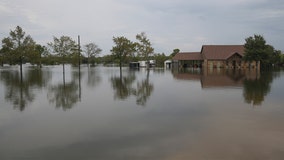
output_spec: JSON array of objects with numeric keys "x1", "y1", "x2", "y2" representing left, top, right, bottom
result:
[
  {"x1": 172, "y1": 52, "x2": 203, "y2": 61},
  {"x1": 201, "y1": 45, "x2": 244, "y2": 60}
]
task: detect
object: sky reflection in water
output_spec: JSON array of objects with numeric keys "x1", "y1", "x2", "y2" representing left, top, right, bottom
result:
[{"x1": 0, "y1": 65, "x2": 283, "y2": 160}]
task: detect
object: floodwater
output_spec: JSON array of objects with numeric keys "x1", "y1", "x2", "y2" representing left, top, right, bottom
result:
[{"x1": 0, "y1": 65, "x2": 284, "y2": 160}]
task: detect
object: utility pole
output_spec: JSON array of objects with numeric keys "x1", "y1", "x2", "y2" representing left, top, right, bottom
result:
[
  {"x1": 78, "y1": 35, "x2": 81, "y2": 101},
  {"x1": 78, "y1": 35, "x2": 81, "y2": 71}
]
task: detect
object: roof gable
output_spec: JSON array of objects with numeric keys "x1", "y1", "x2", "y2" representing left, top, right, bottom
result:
[
  {"x1": 201, "y1": 45, "x2": 244, "y2": 60},
  {"x1": 225, "y1": 52, "x2": 243, "y2": 59}
]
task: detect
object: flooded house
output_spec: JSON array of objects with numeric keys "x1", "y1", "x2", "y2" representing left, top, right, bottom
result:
[{"x1": 173, "y1": 45, "x2": 259, "y2": 69}]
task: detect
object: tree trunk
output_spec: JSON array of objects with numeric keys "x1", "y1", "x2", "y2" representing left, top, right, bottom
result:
[
  {"x1": 119, "y1": 61, "x2": 122, "y2": 72},
  {"x1": 39, "y1": 55, "x2": 42, "y2": 68},
  {"x1": 20, "y1": 56, "x2": 23, "y2": 82},
  {"x1": 63, "y1": 63, "x2": 65, "y2": 85},
  {"x1": 146, "y1": 54, "x2": 150, "y2": 70},
  {"x1": 119, "y1": 54, "x2": 122, "y2": 73},
  {"x1": 87, "y1": 55, "x2": 90, "y2": 67}
]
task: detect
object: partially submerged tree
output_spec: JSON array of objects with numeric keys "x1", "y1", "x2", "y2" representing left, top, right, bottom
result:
[
  {"x1": 48, "y1": 36, "x2": 76, "y2": 75},
  {"x1": 1, "y1": 26, "x2": 37, "y2": 73},
  {"x1": 111, "y1": 36, "x2": 136, "y2": 72},
  {"x1": 153, "y1": 53, "x2": 169, "y2": 67},
  {"x1": 244, "y1": 34, "x2": 281, "y2": 68},
  {"x1": 281, "y1": 53, "x2": 284, "y2": 66},
  {"x1": 1, "y1": 36, "x2": 15, "y2": 65},
  {"x1": 83, "y1": 42, "x2": 102, "y2": 66},
  {"x1": 29, "y1": 44, "x2": 45, "y2": 67},
  {"x1": 136, "y1": 32, "x2": 154, "y2": 68},
  {"x1": 268, "y1": 46, "x2": 282, "y2": 66}
]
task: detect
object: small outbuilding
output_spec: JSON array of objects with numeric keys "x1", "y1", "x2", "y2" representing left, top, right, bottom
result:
[
  {"x1": 129, "y1": 60, "x2": 156, "y2": 68},
  {"x1": 164, "y1": 60, "x2": 172, "y2": 69},
  {"x1": 129, "y1": 62, "x2": 140, "y2": 68}
]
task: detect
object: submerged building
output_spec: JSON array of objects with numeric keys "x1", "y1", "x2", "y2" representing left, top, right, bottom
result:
[
  {"x1": 129, "y1": 60, "x2": 156, "y2": 69},
  {"x1": 173, "y1": 45, "x2": 259, "y2": 69}
]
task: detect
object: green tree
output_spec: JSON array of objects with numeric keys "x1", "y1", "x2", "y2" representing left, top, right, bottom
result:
[
  {"x1": 153, "y1": 53, "x2": 169, "y2": 67},
  {"x1": 83, "y1": 42, "x2": 102, "y2": 66},
  {"x1": 48, "y1": 36, "x2": 76, "y2": 75},
  {"x1": 269, "y1": 47, "x2": 282, "y2": 66},
  {"x1": 1, "y1": 37, "x2": 14, "y2": 65},
  {"x1": 111, "y1": 36, "x2": 136, "y2": 71},
  {"x1": 40, "y1": 46, "x2": 60, "y2": 65},
  {"x1": 1, "y1": 26, "x2": 37, "y2": 72},
  {"x1": 100, "y1": 54, "x2": 115, "y2": 65},
  {"x1": 170, "y1": 48, "x2": 180, "y2": 58},
  {"x1": 0, "y1": 45, "x2": 5, "y2": 66},
  {"x1": 28, "y1": 44, "x2": 45, "y2": 67},
  {"x1": 280, "y1": 53, "x2": 284, "y2": 66},
  {"x1": 136, "y1": 32, "x2": 154, "y2": 69},
  {"x1": 244, "y1": 34, "x2": 280, "y2": 68}
]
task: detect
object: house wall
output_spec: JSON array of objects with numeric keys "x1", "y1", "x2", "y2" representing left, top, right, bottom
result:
[
  {"x1": 203, "y1": 59, "x2": 259, "y2": 69},
  {"x1": 178, "y1": 60, "x2": 203, "y2": 68},
  {"x1": 176, "y1": 53, "x2": 260, "y2": 70},
  {"x1": 203, "y1": 60, "x2": 227, "y2": 68}
]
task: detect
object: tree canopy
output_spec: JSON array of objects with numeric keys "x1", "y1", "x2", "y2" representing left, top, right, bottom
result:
[
  {"x1": 48, "y1": 36, "x2": 76, "y2": 59},
  {"x1": 244, "y1": 34, "x2": 282, "y2": 68},
  {"x1": 136, "y1": 32, "x2": 154, "y2": 67},
  {"x1": 111, "y1": 36, "x2": 136, "y2": 70},
  {"x1": 1, "y1": 26, "x2": 37, "y2": 68},
  {"x1": 48, "y1": 35, "x2": 77, "y2": 74},
  {"x1": 1, "y1": 27, "x2": 160, "y2": 68},
  {"x1": 83, "y1": 42, "x2": 102, "y2": 66},
  {"x1": 170, "y1": 49, "x2": 180, "y2": 58}
]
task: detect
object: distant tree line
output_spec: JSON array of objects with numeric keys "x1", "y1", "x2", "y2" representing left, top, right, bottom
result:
[
  {"x1": 0, "y1": 26, "x2": 174, "y2": 69},
  {"x1": 0, "y1": 26, "x2": 103, "y2": 68},
  {"x1": 2, "y1": 26, "x2": 282, "y2": 70}
]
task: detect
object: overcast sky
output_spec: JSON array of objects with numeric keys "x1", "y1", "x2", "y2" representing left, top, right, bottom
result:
[{"x1": 0, "y1": 0, "x2": 283, "y2": 55}]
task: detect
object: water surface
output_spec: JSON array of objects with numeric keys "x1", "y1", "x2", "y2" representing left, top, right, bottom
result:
[{"x1": 0, "y1": 65, "x2": 284, "y2": 160}]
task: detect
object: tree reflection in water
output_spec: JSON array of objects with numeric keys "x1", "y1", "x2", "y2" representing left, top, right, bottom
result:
[
  {"x1": 48, "y1": 81, "x2": 79, "y2": 110},
  {"x1": 110, "y1": 69, "x2": 154, "y2": 106},
  {"x1": 0, "y1": 67, "x2": 51, "y2": 111},
  {"x1": 110, "y1": 71, "x2": 136, "y2": 100},
  {"x1": 86, "y1": 67, "x2": 101, "y2": 88},
  {"x1": 47, "y1": 68, "x2": 81, "y2": 110},
  {"x1": 243, "y1": 70, "x2": 280, "y2": 106},
  {"x1": 172, "y1": 68, "x2": 281, "y2": 107},
  {"x1": 133, "y1": 71, "x2": 153, "y2": 106}
]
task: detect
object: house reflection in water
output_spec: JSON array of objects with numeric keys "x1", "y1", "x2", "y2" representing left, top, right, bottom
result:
[
  {"x1": 172, "y1": 68, "x2": 260, "y2": 89},
  {"x1": 172, "y1": 68, "x2": 277, "y2": 106}
]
